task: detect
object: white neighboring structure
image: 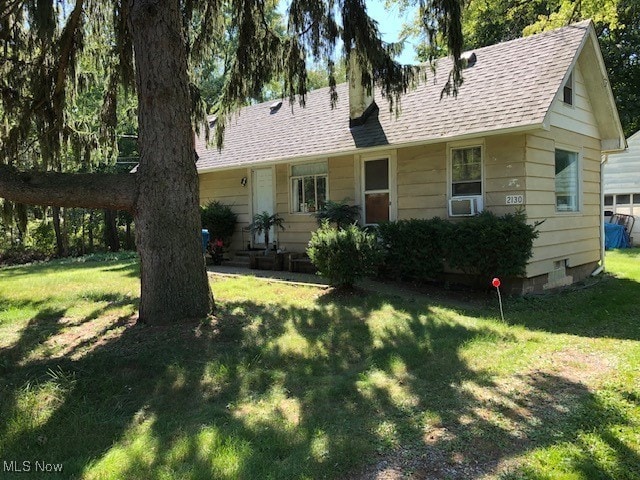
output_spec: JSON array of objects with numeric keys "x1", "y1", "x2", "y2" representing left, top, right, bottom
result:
[{"x1": 604, "y1": 130, "x2": 640, "y2": 244}]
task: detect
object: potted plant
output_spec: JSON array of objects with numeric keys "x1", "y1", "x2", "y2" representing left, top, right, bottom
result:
[
  {"x1": 249, "y1": 211, "x2": 285, "y2": 250},
  {"x1": 313, "y1": 200, "x2": 360, "y2": 229},
  {"x1": 210, "y1": 238, "x2": 224, "y2": 265}
]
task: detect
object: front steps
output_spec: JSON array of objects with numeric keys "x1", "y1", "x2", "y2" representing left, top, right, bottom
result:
[{"x1": 216, "y1": 250, "x2": 317, "y2": 273}]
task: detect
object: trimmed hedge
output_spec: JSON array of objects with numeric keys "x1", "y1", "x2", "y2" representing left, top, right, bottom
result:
[
  {"x1": 378, "y1": 211, "x2": 539, "y2": 283},
  {"x1": 377, "y1": 218, "x2": 452, "y2": 282},
  {"x1": 447, "y1": 211, "x2": 539, "y2": 279}
]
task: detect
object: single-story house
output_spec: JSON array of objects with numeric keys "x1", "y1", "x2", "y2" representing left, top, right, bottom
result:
[
  {"x1": 195, "y1": 20, "x2": 625, "y2": 292},
  {"x1": 603, "y1": 130, "x2": 640, "y2": 244}
]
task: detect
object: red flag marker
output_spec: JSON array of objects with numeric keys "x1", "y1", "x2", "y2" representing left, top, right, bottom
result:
[{"x1": 492, "y1": 277, "x2": 505, "y2": 322}]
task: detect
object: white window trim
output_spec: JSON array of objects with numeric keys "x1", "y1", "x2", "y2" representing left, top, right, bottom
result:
[
  {"x1": 360, "y1": 151, "x2": 397, "y2": 225},
  {"x1": 288, "y1": 160, "x2": 329, "y2": 215},
  {"x1": 447, "y1": 140, "x2": 484, "y2": 217},
  {"x1": 554, "y1": 145, "x2": 582, "y2": 215}
]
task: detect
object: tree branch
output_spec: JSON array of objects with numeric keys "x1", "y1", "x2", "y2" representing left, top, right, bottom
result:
[
  {"x1": 55, "y1": 0, "x2": 85, "y2": 99},
  {"x1": 0, "y1": 0, "x2": 26, "y2": 24},
  {"x1": 0, "y1": 165, "x2": 137, "y2": 212}
]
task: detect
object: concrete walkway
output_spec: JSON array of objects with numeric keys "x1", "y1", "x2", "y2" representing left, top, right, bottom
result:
[
  {"x1": 206, "y1": 264, "x2": 487, "y2": 309},
  {"x1": 206, "y1": 264, "x2": 329, "y2": 287}
]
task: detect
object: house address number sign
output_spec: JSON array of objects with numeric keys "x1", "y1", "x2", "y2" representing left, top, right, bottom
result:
[{"x1": 506, "y1": 194, "x2": 524, "y2": 205}]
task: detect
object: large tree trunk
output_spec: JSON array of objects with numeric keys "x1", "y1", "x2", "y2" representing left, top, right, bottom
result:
[
  {"x1": 52, "y1": 206, "x2": 67, "y2": 257},
  {"x1": 104, "y1": 209, "x2": 120, "y2": 252},
  {"x1": 0, "y1": 0, "x2": 214, "y2": 325},
  {"x1": 124, "y1": 215, "x2": 134, "y2": 250},
  {"x1": 128, "y1": 0, "x2": 214, "y2": 324},
  {"x1": 88, "y1": 210, "x2": 95, "y2": 253}
]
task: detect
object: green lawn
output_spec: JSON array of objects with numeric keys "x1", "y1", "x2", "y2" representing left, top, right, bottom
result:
[{"x1": 0, "y1": 250, "x2": 638, "y2": 479}]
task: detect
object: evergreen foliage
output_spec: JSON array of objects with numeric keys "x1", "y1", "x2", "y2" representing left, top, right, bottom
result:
[
  {"x1": 2, "y1": 0, "x2": 467, "y2": 176},
  {"x1": 377, "y1": 217, "x2": 452, "y2": 282},
  {"x1": 200, "y1": 201, "x2": 238, "y2": 245},
  {"x1": 446, "y1": 211, "x2": 540, "y2": 280},
  {"x1": 377, "y1": 212, "x2": 540, "y2": 284}
]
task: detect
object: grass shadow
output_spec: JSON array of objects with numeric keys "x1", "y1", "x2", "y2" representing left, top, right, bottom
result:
[
  {"x1": 0, "y1": 255, "x2": 139, "y2": 279},
  {"x1": 0, "y1": 277, "x2": 637, "y2": 479},
  {"x1": 499, "y1": 274, "x2": 640, "y2": 341},
  {"x1": 0, "y1": 305, "x2": 68, "y2": 371}
]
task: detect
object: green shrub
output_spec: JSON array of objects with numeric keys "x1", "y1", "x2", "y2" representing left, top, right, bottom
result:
[
  {"x1": 0, "y1": 246, "x2": 49, "y2": 266},
  {"x1": 307, "y1": 222, "x2": 381, "y2": 288},
  {"x1": 30, "y1": 220, "x2": 56, "y2": 255},
  {"x1": 375, "y1": 211, "x2": 539, "y2": 285},
  {"x1": 200, "y1": 201, "x2": 238, "y2": 245},
  {"x1": 377, "y1": 218, "x2": 452, "y2": 282},
  {"x1": 447, "y1": 211, "x2": 539, "y2": 280}
]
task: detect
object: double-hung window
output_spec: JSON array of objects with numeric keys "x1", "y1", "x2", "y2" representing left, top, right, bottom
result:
[
  {"x1": 291, "y1": 161, "x2": 327, "y2": 213},
  {"x1": 555, "y1": 149, "x2": 579, "y2": 212},
  {"x1": 451, "y1": 146, "x2": 482, "y2": 196}
]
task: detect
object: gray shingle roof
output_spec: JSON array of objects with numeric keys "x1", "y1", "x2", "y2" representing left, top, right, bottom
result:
[{"x1": 195, "y1": 21, "x2": 591, "y2": 171}]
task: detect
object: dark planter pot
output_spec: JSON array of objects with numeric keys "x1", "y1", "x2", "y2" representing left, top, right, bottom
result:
[{"x1": 250, "y1": 252, "x2": 284, "y2": 271}]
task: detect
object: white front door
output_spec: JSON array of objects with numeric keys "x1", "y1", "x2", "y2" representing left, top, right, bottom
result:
[{"x1": 252, "y1": 167, "x2": 274, "y2": 246}]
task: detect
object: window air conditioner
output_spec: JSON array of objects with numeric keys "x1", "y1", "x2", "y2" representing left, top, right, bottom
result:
[{"x1": 449, "y1": 196, "x2": 483, "y2": 217}]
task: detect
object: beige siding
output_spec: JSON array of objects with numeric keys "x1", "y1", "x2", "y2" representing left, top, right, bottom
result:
[
  {"x1": 548, "y1": 62, "x2": 600, "y2": 138},
  {"x1": 199, "y1": 169, "x2": 250, "y2": 252},
  {"x1": 525, "y1": 127, "x2": 602, "y2": 277},
  {"x1": 394, "y1": 135, "x2": 528, "y2": 220},
  {"x1": 483, "y1": 134, "x2": 527, "y2": 216},
  {"x1": 270, "y1": 155, "x2": 358, "y2": 252},
  {"x1": 274, "y1": 163, "x2": 317, "y2": 252},
  {"x1": 328, "y1": 155, "x2": 356, "y2": 202},
  {"x1": 396, "y1": 144, "x2": 447, "y2": 219}
]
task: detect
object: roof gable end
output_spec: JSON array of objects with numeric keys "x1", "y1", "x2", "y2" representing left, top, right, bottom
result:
[{"x1": 542, "y1": 20, "x2": 625, "y2": 152}]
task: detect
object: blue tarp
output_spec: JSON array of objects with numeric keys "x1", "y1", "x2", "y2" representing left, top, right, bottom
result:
[
  {"x1": 201, "y1": 229, "x2": 210, "y2": 254},
  {"x1": 604, "y1": 222, "x2": 630, "y2": 249}
]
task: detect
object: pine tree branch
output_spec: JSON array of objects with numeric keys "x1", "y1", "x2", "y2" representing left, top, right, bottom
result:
[
  {"x1": 54, "y1": 0, "x2": 85, "y2": 99},
  {"x1": 0, "y1": 0, "x2": 25, "y2": 22},
  {"x1": 0, "y1": 164, "x2": 137, "y2": 212},
  {"x1": 257, "y1": 0, "x2": 286, "y2": 38}
]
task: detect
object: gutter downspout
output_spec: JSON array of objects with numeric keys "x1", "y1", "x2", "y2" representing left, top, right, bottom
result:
[{"x1": 593, "y1": 153, "x2": 608, "y2": 276}]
